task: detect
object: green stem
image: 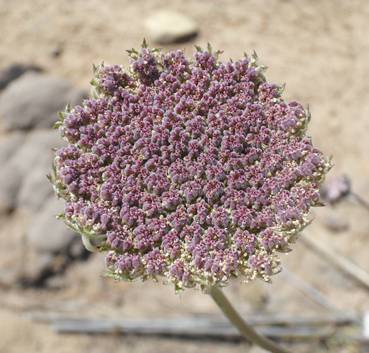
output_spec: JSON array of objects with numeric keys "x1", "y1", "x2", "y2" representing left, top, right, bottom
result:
[{"x1": 208, "y1": 286, "x2": 292, "y2": 353}]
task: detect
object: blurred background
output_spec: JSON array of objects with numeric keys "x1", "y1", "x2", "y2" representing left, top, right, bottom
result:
[{"x1": 0, "y1": 1, "x2": 368, "y2": 352}]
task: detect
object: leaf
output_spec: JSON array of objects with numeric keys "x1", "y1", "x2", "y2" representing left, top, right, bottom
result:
[
  {"x1": 214, "y1": 50, "x2": 224, "y2": 60},
  {"x1": 278, "y1": 83, "x2": 286, "y2": 96},
  {"x1": 142, "y1": 38, "x2": 148, "y2": 48},
  {"x1": 126, "y1": 48, "x2": 139, "y2": 59},
  {"x1": 194, "y1": 45, "x2": 203, "y2": 52}
]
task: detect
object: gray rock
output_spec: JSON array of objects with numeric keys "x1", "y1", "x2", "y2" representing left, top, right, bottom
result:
[
  {"x1": 0, "y1": 132, "x2": 26, "y2": 165},
  {"x1": 26, "y1": 197, "x2": 76, "y2": 254},
  {"x1": 0, "y1": 249, "x2": 54, "y2": 288},
  {"x1": 0, "y1": 129, "x2": 64, "y2": 213},
  {"x1": 0, "y1": 72, "x2": 86, "y2": 131},
  {"x1": 0, "y1": 63, "x2": 42, "y2": 91},
  {"x1": 322, "y1": 214, "x2": 350, "y2": 233},
  {"x1": 144, "y1": 10, "x2": 198, "y2": 44},
  {"x1": 0, "y1": 171, "x2": 20, "y2": 214},
  {"x1": 18, "y1": 253, "x2": 55, "y2": 287},
  {"x1": 320, "y1": 175, "x2": 351, "y2": 204},
  {"x1": 17, "y1": 167, "x2": 53, "y2": 213}
]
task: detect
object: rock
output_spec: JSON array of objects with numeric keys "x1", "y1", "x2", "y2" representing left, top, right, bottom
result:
[
  {"x1": 26, "y1": 197, "x2": 76, "y2": 254},
  {"x1": 22, "y1": 196, "x2": 89, "y2": 286},
  {"x1": 0, "y1": 129, "x2": 64, "y2": 213},
  {"x1": 322, "y1": 214, "x2": 349, "y2": 233},
  {"x1": 0, "y1": 72, "x2": 87, "y2": 131},
  {"x1": 69, "y1": 237, "x2": 89, "y2": 260},
  {"x1": 144, "y1": 10, "x2": 198, "y2": 44},
  {"x1": 0, "y1": 63, "x2": 42, "y2": 91},
  {"x1": 320, "y1": 175, "x2": 351, "y2": 204},
  {"x1": 17, "y1": 252, "x2": 55, "y2": 287},
  {"x1": 0, "y1": 170, "x2": 21, "y2": 214},
  {"x1": 0, "y1": 132, "x2": 25, "y2": 165},
  {"x1": 17, "y1": 166, "x2": 53, "y2": 213}
]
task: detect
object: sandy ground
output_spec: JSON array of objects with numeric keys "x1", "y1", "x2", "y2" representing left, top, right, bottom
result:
[{"x1": 0, "y1": 1, "x2": 369, "y2": 352}]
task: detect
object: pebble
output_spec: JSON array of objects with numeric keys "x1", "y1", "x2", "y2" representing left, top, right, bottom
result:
[
  {"x1": 144, "y1": 10, "x2": 198, "y2": 44},
  {"x1": 320, "y1": 175, "x2": 351, "y2": 204},
  {"x1": 322, "y1": 214, "x2": 349, "y2": 233},
  {"x1": 50, "y1": 44, "x2": 63, "y2": 58}
]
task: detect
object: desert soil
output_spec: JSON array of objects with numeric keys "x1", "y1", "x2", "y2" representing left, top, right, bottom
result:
[{"x1": 0, "y1": 1, "x2": 368, "y2": 353}]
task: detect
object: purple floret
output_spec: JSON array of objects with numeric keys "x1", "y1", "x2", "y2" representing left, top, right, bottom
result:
[{"x1": 52, "y1": 45, "x2": 330, "y2": 290}]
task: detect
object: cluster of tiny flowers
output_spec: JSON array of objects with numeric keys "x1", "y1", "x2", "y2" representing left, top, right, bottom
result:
[{"x1": 51, "y1": 43, "x2": 330, "y2": 290}]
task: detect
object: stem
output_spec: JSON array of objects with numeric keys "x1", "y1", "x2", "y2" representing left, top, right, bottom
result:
[{"x1": 208, "y1": 286, "x2": 292, "y2": 353}]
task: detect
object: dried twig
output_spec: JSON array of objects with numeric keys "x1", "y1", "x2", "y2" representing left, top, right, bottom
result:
[
  {"x1": 48, "y1": 317, "x2": 336, "y2": 340},
  {"x1": 29, "y1": 312, "x2": 361, "y2": 342},
  {"x1": 351, "y1": 192, "x2": 369, "y2": 212},
  {"x1": 282, "y1": 268, "x2": 337, "y2": 311},
  {"x1": 301, "y1": 232, "x2": 369, "y2": 291},
  {"x1": 30, "y1": 312, "x2": 358, "y2": 328}
]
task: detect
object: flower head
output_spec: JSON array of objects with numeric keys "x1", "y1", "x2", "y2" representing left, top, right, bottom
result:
[{"x1": 51, "y1": 43, "x2": 330, "y2": 290}]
